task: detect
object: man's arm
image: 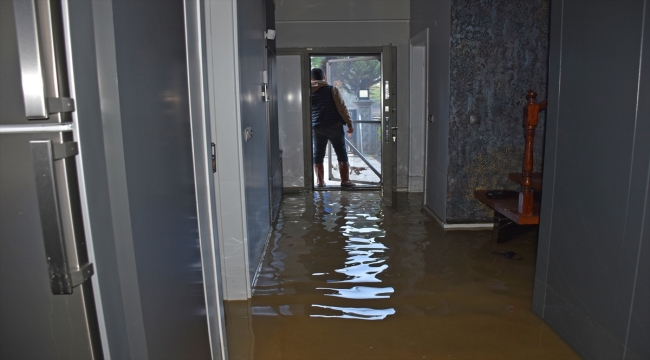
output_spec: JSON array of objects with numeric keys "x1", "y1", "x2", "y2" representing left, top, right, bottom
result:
[{"x1": 332, "y1": 87, "x2": 354, "y2": 134}]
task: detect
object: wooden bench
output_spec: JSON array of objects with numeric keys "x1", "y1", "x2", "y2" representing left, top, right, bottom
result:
[{"x1": 474, "y1": 90, "x2": 547, "y2": 242}]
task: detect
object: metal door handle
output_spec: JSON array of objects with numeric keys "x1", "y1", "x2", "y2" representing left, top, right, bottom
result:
[
  {"x1": 30, "y1": 140, "x2": 92, "y2": 294},
  {"x1": 13, "y1": 0, "x2": 75, "y2": 119},
  {"x1": 13, "y1": 0, "x2": 47, "y2": 119}
]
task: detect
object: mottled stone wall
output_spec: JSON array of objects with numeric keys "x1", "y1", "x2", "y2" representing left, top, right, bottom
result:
[{"x1": 447, "y1": 0, "x2": 549, "y2": 222}]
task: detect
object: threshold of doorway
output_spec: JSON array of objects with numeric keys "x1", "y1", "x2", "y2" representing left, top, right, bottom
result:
[{"x1": 314, "y1": 185, "x2": 379, "y2": 191}]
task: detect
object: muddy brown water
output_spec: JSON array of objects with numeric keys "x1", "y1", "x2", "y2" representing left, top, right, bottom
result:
[{"x1": 225, "y1": 191, "x2": 580, "y2": 360}]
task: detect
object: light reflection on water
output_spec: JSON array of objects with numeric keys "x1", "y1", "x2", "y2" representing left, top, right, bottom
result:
[
  {"x1": 329, "y1": 237, "x2": 388, "y2": 284},
  {"x1": 316, "y1": 286, "x2": 394, "y2": 299},
  {"x1": 310, "y1": 193, "x2": 395, "y2": 319},
  {"x1": 311, "y1": 305, "x2": 396, "y2": 320},
  {"x1": 236, "y1": 192, "x2": 581, "y2": 359},
  {"x1": 253, "y1": 192, "x2": 396, "y2": 321}
]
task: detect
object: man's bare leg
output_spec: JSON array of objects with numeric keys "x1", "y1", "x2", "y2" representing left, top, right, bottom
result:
[
  {"x1": 339, "y1": 162, "x2": 354, "y2": 187},
  {"x1": 314, "y1": 163, "x2": 325, "y2": 187}
]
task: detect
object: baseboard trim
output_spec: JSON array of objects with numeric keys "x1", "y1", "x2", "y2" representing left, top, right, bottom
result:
[
  {"x1": 250, "y1": 227, "x2": 274, "y2": 294},
  {"x1": 422, "y1": 205, "x2": 493, "y2": 230}
]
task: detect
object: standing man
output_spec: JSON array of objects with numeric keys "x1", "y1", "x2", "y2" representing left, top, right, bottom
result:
[{"x1": 310, "y1": 68, "x2": 355, "y2": 187}]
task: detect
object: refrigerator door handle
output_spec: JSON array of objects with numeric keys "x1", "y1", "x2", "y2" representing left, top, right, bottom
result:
[
  {"x1": 13, "y1": 0, "x2": 75, "y2": 120},
  {"x1": 30, "y1": 139, "x2": 92, "y2": 294},
  {"x1": 13, "y1": 0, "x2": 48, "y2": 119}
]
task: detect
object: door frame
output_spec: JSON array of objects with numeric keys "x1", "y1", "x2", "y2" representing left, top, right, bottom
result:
[
  {"x1": 185, "y1": 0, "x2": 231, "y2": 358},
  {"x1": 277, "y1": 46, "x2": 395, "y2": 198},
  {"x1": 265, "y1": 46, "x2": 282, "y2": 222}
]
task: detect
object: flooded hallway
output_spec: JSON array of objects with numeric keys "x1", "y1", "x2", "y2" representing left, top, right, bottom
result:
[
  {"x1": 225, "y1": 191, "x2": 579, "y2": 359},
  {"x1": 1, "y1": 0, "x2": 647, "y2": 359}
]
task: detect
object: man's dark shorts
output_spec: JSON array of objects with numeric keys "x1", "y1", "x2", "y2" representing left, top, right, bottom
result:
[{"x1": 312, "y1": 125, "x2": 348, "y2": 164}]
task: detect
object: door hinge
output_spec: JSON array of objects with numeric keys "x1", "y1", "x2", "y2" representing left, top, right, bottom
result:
[
  {"x1": 52, "y1": 141, "x2": 78, "y2": 160},
  {"x1": 70, "y1": 263, "x2": 94, "y2": 287},
  {"x1": 47, "y1": 97, "x2": 75, "y2": 114}
]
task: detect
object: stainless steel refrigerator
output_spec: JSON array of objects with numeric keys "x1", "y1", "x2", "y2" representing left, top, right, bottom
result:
[{"x1": 0, "y1": 0, "x2": 102, "y2": 358}]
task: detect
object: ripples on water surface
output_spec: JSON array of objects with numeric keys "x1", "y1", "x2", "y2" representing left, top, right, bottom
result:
[
  {"x1": 256, "y1": 191, "x2": 396, "y2": 319},
  {"x1": 229, "y1": 191, "x2": 580, "y2": 360}
]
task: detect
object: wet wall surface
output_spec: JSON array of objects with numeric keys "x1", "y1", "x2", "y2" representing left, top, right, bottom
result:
[
  {"x1": 225, "y1": 191, "x2": 578, "y2": 359},
  {"x1": 447, "y1": 0, "x2": 550, "y2": 222}
]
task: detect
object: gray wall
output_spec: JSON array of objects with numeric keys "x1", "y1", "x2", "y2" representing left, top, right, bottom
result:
[
  {"x1": 110, "y1": 1, "x2": 211, "y2": 358},
  {"x1": 533, "y1": 1, "x2": 649, "y2": 359},
  {"x1": 410, "y1": 0, "x2": 451, "y2": 221},
  {"x1": 58, "y1": 0, "x2": 217, "y2": 357},
  {"x1": 238, "y1": 0, "x2": 273, "y2": 279},
  {"x1": 275, "y1": 0, "x2": 411, "y2": 190}
]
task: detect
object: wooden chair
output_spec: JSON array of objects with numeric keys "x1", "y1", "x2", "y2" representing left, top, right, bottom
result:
[{"x1": 474, "y1": 90, "x2": 547, "y2": 242}]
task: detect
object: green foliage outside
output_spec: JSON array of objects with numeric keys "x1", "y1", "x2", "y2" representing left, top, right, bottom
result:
[
  {"x1": 310, "y1": 56, "x2": 381, "y2": 102},
  {"x1": 310, "y1": 56, "x2": 328, "y2": 72},
  {"x1": 369, "y1": 82, "x2": 381, "y2": 103}
]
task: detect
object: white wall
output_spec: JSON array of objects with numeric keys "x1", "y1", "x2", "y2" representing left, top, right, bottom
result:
[
  {"x1": 277, "y1": 55, "x2": 305, "y2": 188},
  {"x1": 205, "y1": 0, "x2": 251, "y2": 301},
  {"x1": 410, "y1": 0, "x2": 450, "y2": 220},
  {"x1": 409, "y1": 39, "x2": 426, "y2": 192}
]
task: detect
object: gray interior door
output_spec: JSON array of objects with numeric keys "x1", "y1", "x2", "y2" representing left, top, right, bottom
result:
[
  {"x1": 266, "y1": 0, "x2": 282, "y2": 221},
  {"x1": 266, "y1": 48, "x2": 282, "y2": 221}
]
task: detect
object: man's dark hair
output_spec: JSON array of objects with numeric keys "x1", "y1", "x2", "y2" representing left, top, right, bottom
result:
[{"x1": 311, "y1": 68, "x2": 325, "y2": 81}]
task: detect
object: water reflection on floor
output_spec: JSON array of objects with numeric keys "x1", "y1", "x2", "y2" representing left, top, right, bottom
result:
[{"x1": 226, "y1": 191, "x2": 580, "y2": 359}]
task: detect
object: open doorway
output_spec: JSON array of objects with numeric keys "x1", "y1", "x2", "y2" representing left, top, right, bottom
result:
[
  {"x1": 310, "y1": 54, "x2": 383, "y2": 188},
  {"x1": 277, "y1": 45, "x2": 396, "y2": 203}
]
